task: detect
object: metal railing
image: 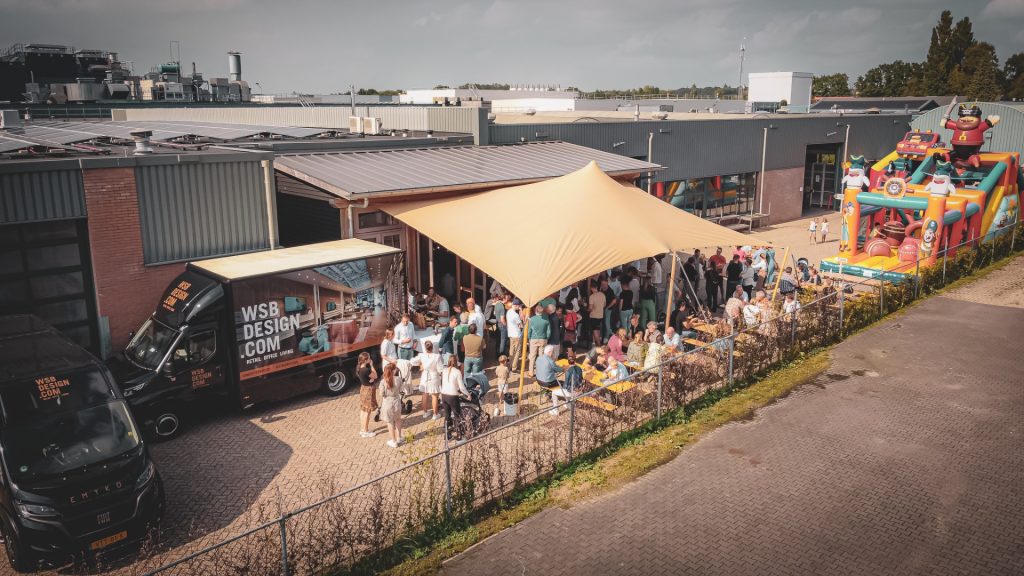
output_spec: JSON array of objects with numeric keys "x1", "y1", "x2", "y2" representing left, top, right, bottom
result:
[{"x1": 116, "y1": 220, "x2": 1021, "y2": 576}]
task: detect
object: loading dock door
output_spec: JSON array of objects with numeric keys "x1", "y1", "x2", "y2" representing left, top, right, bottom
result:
[{"x1": 0, "y1": 219, "x2": 100, "y2": 352}]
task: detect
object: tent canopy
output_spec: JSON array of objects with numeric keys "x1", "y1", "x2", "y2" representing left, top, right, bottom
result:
[{"x1": 382, "y1": 161, "x2": 770, "y2": 307}]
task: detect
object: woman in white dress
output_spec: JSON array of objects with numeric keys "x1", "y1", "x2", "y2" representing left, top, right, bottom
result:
[{"x1": 411, "y1": 340, "x2": 443, "y2": 421}]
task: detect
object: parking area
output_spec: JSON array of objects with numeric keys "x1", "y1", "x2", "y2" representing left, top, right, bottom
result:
[{"x1": 146, "y1": 369, "x2": 513, "y2": 553}]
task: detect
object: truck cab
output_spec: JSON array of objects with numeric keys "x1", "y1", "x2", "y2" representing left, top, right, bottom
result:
[
  {"x1": 108, "y1": 270, "x2": 232, "y2": 441},
  {"x1": 0, "y1": 315, "x2": 163, "y2": 572}
]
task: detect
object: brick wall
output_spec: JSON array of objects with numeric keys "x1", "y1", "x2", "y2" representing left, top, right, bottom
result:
[
  {"x1": 83, "y1": 167, "x2": 184, "y2": 356},
  {"x1": 760, "y1": 166, "x2": 805, "y2": 225}
]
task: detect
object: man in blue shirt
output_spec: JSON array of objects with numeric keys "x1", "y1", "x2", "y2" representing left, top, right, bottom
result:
[{"x1": 438, "y1": 316, "x2": 458, "y2": 364}]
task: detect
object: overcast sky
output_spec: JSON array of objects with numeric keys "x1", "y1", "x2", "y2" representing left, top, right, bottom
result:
[{"x1": 1, "y1": 0, "x2": 1022, "y2": 94}]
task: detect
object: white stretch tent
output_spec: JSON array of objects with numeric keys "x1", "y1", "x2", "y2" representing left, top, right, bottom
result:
[{"x1": 383, "y1": 161, "x2": 769, "y2": 307}]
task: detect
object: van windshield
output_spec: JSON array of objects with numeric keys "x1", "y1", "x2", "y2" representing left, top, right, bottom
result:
[
  {"x1": 125, "y1": 318, "x2": 179, "y2": 370},
  {"x1": 1, "y1": 401, "x2": 140, "y2": 482}
]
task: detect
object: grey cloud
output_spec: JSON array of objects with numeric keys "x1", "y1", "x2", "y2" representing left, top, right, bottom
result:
[{"x1": 0, "y1": 0, "x2": 1021, "y2": 93}]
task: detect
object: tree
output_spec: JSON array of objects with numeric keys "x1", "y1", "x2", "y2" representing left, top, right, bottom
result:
[
  {"x1": 958, "y1": 42, "x2": 1003, "y2": 101},
  {"x1": 433, "y1": 84, "x2": 450, "y2": 89},
  {"x1": 1003, "y1": 52, "x2": 1024, "y2": 100},
  {"x1": 920, "y1": 11, "x2": 975, "y2": 95},
  {"x1": 855, "y1": 61, "x2": 922, "y2": 97},
  {"x1": 813, "y1": 73, "x2": 851, "y2": 97}
]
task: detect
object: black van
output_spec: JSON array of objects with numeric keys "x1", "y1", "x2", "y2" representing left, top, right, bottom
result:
[{"x1": 0, "y1": 316, "x2": 164, "y2": 572}]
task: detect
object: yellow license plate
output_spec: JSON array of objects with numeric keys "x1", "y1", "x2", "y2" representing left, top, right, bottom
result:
[{"x1": 90, "y1": 531, "x2": 127, "y2": 551}]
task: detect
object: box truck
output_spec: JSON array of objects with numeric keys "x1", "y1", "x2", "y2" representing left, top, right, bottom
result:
[
  {"x1": 108, "y1": 239, "x2": 406, "y2": 440},
  {"x1": 0, "y1": 315, "x2": 163, "y2": 572}
]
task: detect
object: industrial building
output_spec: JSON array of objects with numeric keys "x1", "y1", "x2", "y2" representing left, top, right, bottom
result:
[
  {"x1": 6, "y1": 101, "x2": 1021, "y2": 357},
  {"x1": 0, "y1": 44, "x2": 252, "y2": 104}
]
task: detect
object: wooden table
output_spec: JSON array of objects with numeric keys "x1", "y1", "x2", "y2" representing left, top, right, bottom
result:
[{"x1": 554, "y1": 359, "x2": 635, "y2": 393}]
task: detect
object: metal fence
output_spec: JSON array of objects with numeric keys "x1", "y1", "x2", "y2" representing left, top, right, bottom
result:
[{"x1": 114, "y1": 220, "x2": 1021, "y2": 576}]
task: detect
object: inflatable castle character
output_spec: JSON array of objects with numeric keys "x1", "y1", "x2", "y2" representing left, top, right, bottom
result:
[
  {"x1": 924, "y1": 160, "x2": 957, "y2": 197},
  {"x1": 920, "y1": 219, "x2": 938, "y2": 259},
  {"x1": 842, "y1": 155, "x2": 871, "y2": 192},
  {"x1": 945, "y1": 104, "x2": 1000, "y2": 169}
]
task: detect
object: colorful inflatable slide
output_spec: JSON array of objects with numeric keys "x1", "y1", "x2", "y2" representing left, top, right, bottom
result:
[{"x1": 821, "y1": 103, "x2": 1021, "y2": 282}]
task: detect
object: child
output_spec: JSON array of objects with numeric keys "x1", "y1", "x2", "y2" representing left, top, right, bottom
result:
[
  {"x1": 493, "y1": 355, "x2": 511, "y2": 417},
  {"x1": 820, "y1": 218, "x2": 829, "y2": 244},
  {"x1": 809, "y1": 218, "x2": 818, "y2": 244}
]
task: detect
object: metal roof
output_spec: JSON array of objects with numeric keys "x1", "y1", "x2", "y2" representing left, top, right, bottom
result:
[
  {"x1": 273, "y1": 141, "x2": 662, "y2": 199},
  {"x1": 811, "y1": 97, "x2": 940, "y2": 112},
  {"x1": 190, "y1": 238, "x2": 401, "y2": 281},
  {"x1": 0, "y1": 120, "x2": 330, "y2": 153}
]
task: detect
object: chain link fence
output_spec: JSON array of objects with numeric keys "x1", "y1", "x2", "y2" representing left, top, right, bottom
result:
[{"x1": 95, "y1": 220, "x2": 1021, "y2": 576}]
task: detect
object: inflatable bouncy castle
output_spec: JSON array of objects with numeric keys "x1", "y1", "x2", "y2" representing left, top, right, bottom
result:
[{"x1": 821, "y1": 103, "x2": 1021, "y2": 282}]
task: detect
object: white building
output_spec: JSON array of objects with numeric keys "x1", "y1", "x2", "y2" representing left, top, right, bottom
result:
[
  {"x1": 400, "y1": 88, "x2": 579, "y2": 105},
  {"x1": 747, "y1": 72, "x2": 813, "y2": 112}
]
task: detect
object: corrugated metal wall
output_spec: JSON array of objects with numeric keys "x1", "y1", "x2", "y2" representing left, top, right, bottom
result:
[
  {"x1": 0, "y1": 168, "x2": 85, "y2": 224},
  {"x1": 912, "y1": 102, "x2": 1024, "y2": 160},
  {"x1": 489, "y1": 114, "x2": 911, "y2": 182},
  {"x1": 135, "y1": 159, "x2": 269, "y2": 264},
  {"x1": 115, "y1": 106, "x2": 479, "y2": 134}
]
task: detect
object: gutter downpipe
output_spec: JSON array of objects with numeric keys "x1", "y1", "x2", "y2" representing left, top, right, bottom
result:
[
  {"x1": 647, "y1": 131, "x2": 655, "y2": 194},
  {"x1": 759, "y1": 125, "x2": 769, "y2": 215},
  {"x1": 261, "y1": 159, "x2": 279, "y2": 249},
  {"x1": 347, "y1": 197, "x2": 370, "y2": 238}
]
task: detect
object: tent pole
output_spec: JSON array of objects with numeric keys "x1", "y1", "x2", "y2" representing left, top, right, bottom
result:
[
  {"x1": 664, "y1": 252, "x2": 678, "y2": 326},
  {"x1": 516, "y1": 314, "x2": 531, "y2": 413},
  {"x1": 770, "y1": 246, "x2": 790, "y2": 301}
]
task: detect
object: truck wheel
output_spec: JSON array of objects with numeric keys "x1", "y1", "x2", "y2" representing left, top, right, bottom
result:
[
  {"x1": 152, "y1": 405, "x2": 185, "y2": 441},
  {"x1": 322, "y1": 367, "x2": 350, "y2": 396},
  {"x1": 2, "y1": 523, "x2": 35, "y2": 573}
]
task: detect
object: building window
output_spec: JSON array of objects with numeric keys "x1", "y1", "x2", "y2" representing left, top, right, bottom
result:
[
  {"x1": 357, "y1": 210, "x2": 397, "y2": 231},
  {"x1": 664, "y1": 172, "x2": 755, "y2": 220}
]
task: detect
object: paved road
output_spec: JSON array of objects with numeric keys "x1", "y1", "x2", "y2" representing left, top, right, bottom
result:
[{"x1": 440, "y1": 257, "x2": 1024, "y2": 576}]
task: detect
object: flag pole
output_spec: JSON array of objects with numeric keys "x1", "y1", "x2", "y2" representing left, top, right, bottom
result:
[
  {"x1": 664, "y1": 252, "x2": 678, "y2": 325},
  {"x1": 516, "y1": 314, "x2": 531, "y2": 413},
  {"x1": 771, "y1": 246, "x2": 790, "y2": 301}
]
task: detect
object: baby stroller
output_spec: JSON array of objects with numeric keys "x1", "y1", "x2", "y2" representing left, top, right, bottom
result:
[{"x1": 452, "y1": 372, "x2": 491, "y2": 440}]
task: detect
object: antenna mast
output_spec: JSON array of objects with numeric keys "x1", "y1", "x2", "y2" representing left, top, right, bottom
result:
[{"x1": 739, "y1": 37, "x2": 746, "y2": 98}]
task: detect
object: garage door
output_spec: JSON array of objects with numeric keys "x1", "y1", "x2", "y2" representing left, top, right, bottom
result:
[{"x1": 0, "y1": 219, "x2": 99, "y2": 352}]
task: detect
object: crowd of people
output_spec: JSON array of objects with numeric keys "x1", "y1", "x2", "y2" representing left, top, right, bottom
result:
[{"x1": 358, "y1": 244, "x2": 837, "y2": 447}]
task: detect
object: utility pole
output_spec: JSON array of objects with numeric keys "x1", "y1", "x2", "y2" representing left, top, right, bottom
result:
[
  {"x1": 739, "y1": 37, "x2": 746, "y2": 99},
  {"x1": 350, "y1": 84, "x2": 356, "y2": 117}
]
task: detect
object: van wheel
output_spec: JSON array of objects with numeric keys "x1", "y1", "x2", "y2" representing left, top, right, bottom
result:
[
  {"x1": 322, "y1": 368, "x2": 350, "y2": 396},
  {"x1": 152, "y1": 405, "x2": 184, "y2": 441},
  {"x1": 2, "y1": 524, "x2": 35, "y2": 573}
]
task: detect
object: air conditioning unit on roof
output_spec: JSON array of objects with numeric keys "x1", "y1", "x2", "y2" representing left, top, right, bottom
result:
[
  {"x1": 349, "y1": 115, "x2": 362, "y2": 134},
  {"x1": 362, "y1": 117, "x2": 382, "y2": 135}
]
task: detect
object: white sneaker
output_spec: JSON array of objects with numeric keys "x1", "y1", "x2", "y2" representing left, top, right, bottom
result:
[
  {"x1": 360, "y1": 431, "x2": 375, "y2": 438},
  {"x1": 432, "y1": 414, "x2": 443, "y2": 421},
  {"x1": 386, "y1": 440, "x2": 398, "y2": 448},
  {"x1": 423, "y1": 410, "x2": 433, "y2": 419},
  {"x1": 493, "y1": 407, "x2": 500, "y2": 417}
]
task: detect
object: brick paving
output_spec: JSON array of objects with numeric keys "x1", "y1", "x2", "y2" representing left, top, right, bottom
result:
[
  {"x1": 440, "y1": 256, "x2": 1024, "y2": 576},
  {"x1": 144, "y1": 369, "x2": 505, "y2": 549}
]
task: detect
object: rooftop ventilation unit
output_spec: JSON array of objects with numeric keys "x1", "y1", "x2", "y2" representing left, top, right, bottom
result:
[
  {"x1": 1, "y1": 110, "x2": 22, "y2": 129},
  {"x1": 130, "y1": 130, "x2": 154, "y2": 155},
  {"x1": 362, "y1": 117, "x2": 382, "y2": 135},
  {"x1": 349, "y1": 116, "x2": 362, "y2": 134}
]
